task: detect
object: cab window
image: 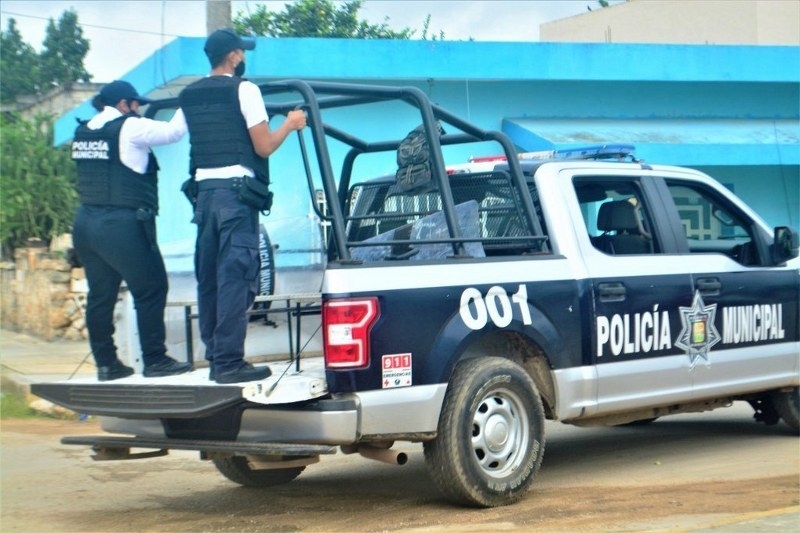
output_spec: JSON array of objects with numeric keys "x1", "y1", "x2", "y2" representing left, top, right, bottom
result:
[
  {"x1": 574, "y1": 178, "x2": 659, "y2": 255},
  {"x1": 666, "y1": 182, "x2": 761, "y2": 265}
]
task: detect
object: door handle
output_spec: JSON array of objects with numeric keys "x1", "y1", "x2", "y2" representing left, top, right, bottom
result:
[
  {"x1": 695, "y1": 277, "x2": 721, "y2": 296},
  {"x1": 598, "y1": 282, "x2": 626, "y2": 302}
]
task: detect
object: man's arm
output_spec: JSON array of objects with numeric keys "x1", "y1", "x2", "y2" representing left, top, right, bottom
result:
[{"x1": 248, "y1": 110, "x2": 307, "y2": 158}]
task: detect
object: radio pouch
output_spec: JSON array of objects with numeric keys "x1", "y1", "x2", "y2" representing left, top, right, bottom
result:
[{"x1": 239, "y1": 176, "x2": 273, "y2": 213}]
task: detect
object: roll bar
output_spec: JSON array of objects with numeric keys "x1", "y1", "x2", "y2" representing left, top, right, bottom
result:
[{"x1": 145, "y1": 79, "x2": 544, "y2": 262}]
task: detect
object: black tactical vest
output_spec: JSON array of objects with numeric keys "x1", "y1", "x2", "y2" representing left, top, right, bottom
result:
[
  {"x1": 72, "y1": 115, "x2": 159, "y2": 211},
  {"x1": 178, "y1": 76, "x2": 267, "y2": 179}
]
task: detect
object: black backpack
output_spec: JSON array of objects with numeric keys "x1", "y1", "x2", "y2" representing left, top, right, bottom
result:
[{"x1": 395, "y1": 122, "x2": 444, "y2": 194}]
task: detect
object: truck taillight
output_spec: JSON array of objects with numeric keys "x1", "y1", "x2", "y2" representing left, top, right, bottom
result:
[{"x1": 323, "y1": 298, "x2": 379, "y2": 369}]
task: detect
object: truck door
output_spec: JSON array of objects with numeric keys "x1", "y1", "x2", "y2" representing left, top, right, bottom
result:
[
  {"x1": 661, "y1": 179, "x2": 800, "y2": 399},
  {"x1": 572, "y1": 176, "x2": 696, "y2": 415}
]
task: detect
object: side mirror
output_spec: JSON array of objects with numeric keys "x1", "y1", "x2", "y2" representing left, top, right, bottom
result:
[{"x1": 772, "y1": 226, "x2": 799, "y2": 265}]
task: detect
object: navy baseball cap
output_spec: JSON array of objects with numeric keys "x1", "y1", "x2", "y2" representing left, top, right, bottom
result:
[
  {"x1": 99, "y1": 80, "x2": 152, "y2": 106},
  {"x1": 204, "y1": 28, "x2": 255, "y2": 63}
]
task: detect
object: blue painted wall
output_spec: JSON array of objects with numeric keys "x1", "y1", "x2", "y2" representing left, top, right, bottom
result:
[{"x1": 55, "y1": 39, "x2": 800, "y2": 270}]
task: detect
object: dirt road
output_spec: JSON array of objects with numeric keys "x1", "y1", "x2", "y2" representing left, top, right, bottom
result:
[{"x1": 2, "y1": 402, "x2": 798, "y2": 532}]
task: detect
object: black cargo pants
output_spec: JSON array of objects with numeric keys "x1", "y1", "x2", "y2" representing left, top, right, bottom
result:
[
  {"x1": 72, "y1": 204, "x2": 169, "y2": 367},
  {"x1": 192, "y1": 186, "x2": 260, "y2": 374}
]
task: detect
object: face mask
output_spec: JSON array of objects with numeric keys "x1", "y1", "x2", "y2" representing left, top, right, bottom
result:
[{"x1": 235, "y1": 60, "x2": 246, "y2": 77}]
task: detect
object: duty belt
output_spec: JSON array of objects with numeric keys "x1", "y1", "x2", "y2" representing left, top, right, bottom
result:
[{"x1": 196, "y1": 177, "x2": 244, "y2": 191}]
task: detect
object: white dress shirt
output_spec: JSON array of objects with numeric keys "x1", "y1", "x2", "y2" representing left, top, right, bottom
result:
[{"x1": 85, "y1": 106, "x2": 187, "y2": 173}]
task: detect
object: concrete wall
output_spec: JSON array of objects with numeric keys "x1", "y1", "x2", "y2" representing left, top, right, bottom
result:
[{"x1": 541, "y1": 0, "x2": 800, "y2": 45}]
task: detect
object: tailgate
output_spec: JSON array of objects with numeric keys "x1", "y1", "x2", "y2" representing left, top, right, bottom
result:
[{"x1": 30, "y1": 357, "x2": 328, "y2": 419}]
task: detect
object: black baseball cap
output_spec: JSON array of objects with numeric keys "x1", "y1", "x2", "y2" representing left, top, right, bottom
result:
[
  {"x1": 204, "y1": 28, "x2": 255, "y2": 63},
  {"x1": 99, "y1": 80, "x2": 152, "y2": 106}
]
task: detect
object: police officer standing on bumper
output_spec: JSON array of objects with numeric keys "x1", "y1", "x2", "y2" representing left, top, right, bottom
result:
[
  {"x1": 72, "y1": 80, "x2": 192, "y2": 381},
  {"x1": 178, "y1": 29, "x2": 306, "y2": 384}
]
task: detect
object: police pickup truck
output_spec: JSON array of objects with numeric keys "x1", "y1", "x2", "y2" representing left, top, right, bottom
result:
[{"x1": 33, "y1": 81, "x2": 799, "y2": 508}]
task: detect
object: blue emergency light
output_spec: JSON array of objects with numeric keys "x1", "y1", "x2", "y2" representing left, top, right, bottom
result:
[
  {"x1": 550, "y1": 144, "x2": 636, "y2": 160},
  {"x1": 469, "y1": 144, "x2": 637, "y2": 165}
]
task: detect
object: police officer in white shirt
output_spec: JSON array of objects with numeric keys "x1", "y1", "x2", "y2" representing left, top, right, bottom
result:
[
  {"x1": 178, "y1": 29, "x2": 306, "y2": 384},
  {"x1": 72, "y1": 80, "x2": 192, "y2": 381}
]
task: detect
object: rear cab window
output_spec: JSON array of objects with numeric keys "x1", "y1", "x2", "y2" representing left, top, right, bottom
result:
[{"x1": 345, "y1": 170, "x2": 550, "y2": 261}]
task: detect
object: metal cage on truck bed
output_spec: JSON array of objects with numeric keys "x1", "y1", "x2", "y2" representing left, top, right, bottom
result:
[{"x1": 146, "y1": 80, "x2": 549, "y2": 265}]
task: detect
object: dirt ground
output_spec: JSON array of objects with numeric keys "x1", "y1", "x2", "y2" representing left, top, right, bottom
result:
[{"x1": 1, "y1": 402, "x2": 798, "y2": 532}]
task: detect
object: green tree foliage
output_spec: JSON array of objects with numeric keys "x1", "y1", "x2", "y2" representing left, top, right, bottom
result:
[
  {"x1": 0, "y1": 114, "x2": 78, "y2": 257},
  {"x1": 0, "y1": 19, "x2": 40, "y2": 104},
  {"x1": 1, "y1": 10, "x2": 92, "y2": 103},
  {"x1": 420, "y1": 14, "x2": 447, "y2": 41},
  {"x1": 234, "y1": 0, "x2": 416, "y2": 39},
  {"x1": 39, "y1": 9, "x2": 92, "y2": 90}
]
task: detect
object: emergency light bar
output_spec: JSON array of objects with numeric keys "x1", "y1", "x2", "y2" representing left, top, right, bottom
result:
[{"x1": 469, "y1": 144, "x2": 636, "y2": 163}]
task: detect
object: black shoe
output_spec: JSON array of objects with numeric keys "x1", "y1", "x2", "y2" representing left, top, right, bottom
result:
[
  {"x1": 143, "y1": 356, "x2": 192, "y2": 378},
  {"x1": 97, "y1": 359, "x2": 134, "y2": 382},
  {"x1": 208, "y1": 367, "x2": 215, "y2": 381},
  {"x1": 214, "y1": 362, "x2": 271, "y2": 384}
]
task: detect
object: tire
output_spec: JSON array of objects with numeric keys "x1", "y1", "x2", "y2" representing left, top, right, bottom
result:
[
  {"x1": 212, "y1": 456, "x2": 305, "y2": 487},
  {"x1": 771, "y1": 387, "x2": 800, "y2": 434},
  {"x1": 423, "y1": 357, "x2": 546, "y2": 507}
]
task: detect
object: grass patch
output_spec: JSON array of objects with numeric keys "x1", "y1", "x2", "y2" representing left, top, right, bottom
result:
[
  {"x1": 0, "y1": 390, "x2": 38, "y2": 418},
  {"x1": 0, "y1": 390, "x2": 79, "y2": 420}
]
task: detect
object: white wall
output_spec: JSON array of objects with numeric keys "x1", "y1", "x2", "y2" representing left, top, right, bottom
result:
[{"x1": 541, "y1": 0, "x2": 800, "y2": 45}]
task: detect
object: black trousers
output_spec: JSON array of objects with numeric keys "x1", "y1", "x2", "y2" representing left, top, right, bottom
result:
[
  {"x1": 72, "y1": 205, "x2": 168, "y2": 367},
  {"x1": 192, "y1": 187, "x2": 259, "y2": 374}
]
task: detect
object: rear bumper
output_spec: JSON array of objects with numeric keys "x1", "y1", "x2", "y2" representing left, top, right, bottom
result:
[
  {"x1": 99, "y1": 396, "x2": 360, "y2": 445},
  {"x1": 32, "y1": 364, "x2": 445, "y2": 446}
]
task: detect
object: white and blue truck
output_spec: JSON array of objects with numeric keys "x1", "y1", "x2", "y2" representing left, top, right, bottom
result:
[{"x1": 33, "y1": 81, "x2": 799, "y2": 507}]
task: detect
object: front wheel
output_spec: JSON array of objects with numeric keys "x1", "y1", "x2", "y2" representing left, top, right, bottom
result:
[
  {"x1": 213, "y1": 455, "x2": 305, "y2": 487},
  {"x1": 423, "y1": 357, "x2": 546, "y2": 507}
]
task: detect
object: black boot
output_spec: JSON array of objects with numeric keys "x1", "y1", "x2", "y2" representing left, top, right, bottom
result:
[
  {"x1": 214, "y1": 362, "x2": 271, "y2": 384},
  {"x1": 143, "y1": 356, "x2": 192, "y2": 378},
  {"x1": 97, "y1": 359, "x2": 134, "y2": 382}
]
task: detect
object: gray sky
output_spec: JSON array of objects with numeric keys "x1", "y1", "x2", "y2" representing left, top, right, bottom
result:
[{"x1": 1, "y1": 1, "x2": 603, "y2": 83}]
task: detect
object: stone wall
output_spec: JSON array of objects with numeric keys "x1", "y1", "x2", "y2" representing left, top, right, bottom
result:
[{"x1": 0, "y1": 244, "x2": 88, "y2": 341}]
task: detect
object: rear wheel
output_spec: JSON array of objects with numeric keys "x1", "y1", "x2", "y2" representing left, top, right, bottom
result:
[
  {"x1": 771, "y1": 387, "x2": 800, "y2": 434},
  {"x1": 212, "y1": 455, "x2": 305, "y2": 487},
  {"x1": 424, "y1": 357, "x2": 546, "y2": 507}
]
